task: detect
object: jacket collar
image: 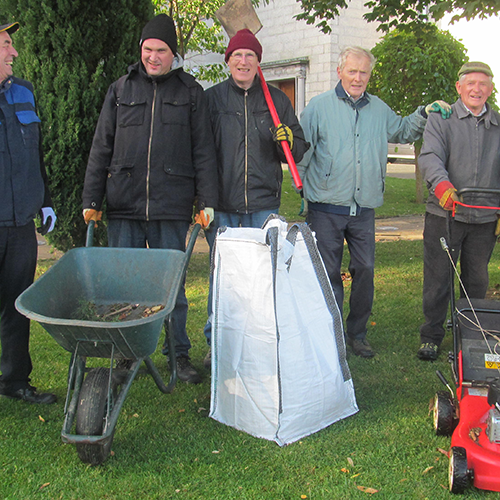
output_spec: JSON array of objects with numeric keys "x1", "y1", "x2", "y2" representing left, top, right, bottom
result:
[
  {"x1": 455, "y1": 98, "x2": 498, "y2": 128},
  {"x1": 0, "y1": 76, "x2": 14, "y2": 94},
  {"x1": 335, "y1": 80, "x2": 370, "y2": 110},
  {"x1": 228, "y1": 75, "x2": 261, "y2": 94}
]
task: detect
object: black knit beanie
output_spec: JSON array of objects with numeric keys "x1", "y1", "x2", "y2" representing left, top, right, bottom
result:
[{"x1": 140, "y1": 14, "x2": 177, "y2": 55}]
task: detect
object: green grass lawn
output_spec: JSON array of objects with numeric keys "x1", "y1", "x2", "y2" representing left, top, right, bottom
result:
[{"x1": 2, "y1": 179, "x2": 500, "y2": 499}]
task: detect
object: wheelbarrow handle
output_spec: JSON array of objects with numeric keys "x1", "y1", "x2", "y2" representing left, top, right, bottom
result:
[{"x1": 85, "y1": 220, "x2": 96, "y2": 248}]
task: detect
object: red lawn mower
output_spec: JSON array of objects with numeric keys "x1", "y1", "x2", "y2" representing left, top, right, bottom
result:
[{"x1": 432, "y1": 188, "x2": 500, "y2": 494}]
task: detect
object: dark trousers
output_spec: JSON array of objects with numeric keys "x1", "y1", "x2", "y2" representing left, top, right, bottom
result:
[
  {"x1": 307, "y1": 209, "x2": 375, "y2": 340},
  {"x1": 420, "y1": 213, "x2": 497, "y2": 345},
  {"x1": 0, "y1": 223, "x2": 37, "y2": 391},
  {"x1": 107, "y1": 219, "x2": 191, "y2": 357}
]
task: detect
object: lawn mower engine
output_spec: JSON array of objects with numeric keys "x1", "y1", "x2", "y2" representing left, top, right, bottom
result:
[{"x1": 486, "y1": 381, "x2": 500, "y2": 444}]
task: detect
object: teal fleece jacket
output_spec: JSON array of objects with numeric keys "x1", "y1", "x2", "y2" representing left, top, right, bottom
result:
[{"x1": 298, "y1": 82, "x2": 426, "y2": 215}]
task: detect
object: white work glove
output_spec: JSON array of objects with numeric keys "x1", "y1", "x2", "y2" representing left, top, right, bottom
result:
[{"x1": 38, "y1": 207, "x2": 57, "y2": 235}]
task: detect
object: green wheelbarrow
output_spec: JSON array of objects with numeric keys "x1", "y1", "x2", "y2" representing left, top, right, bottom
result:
[{"x1": 15, "y1": 221, "x2": 201, "y2": 465}]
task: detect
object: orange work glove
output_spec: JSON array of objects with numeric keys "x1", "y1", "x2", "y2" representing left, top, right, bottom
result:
[
  {"x1": 194, "y1": 207, "x2": 214, "y2": 229},
  {"x1": 83, "y1": 208, "x2": 103, "y2": 226},
  {"x1": 434, "y1": 181, "x2": 459, "y2": 211}
]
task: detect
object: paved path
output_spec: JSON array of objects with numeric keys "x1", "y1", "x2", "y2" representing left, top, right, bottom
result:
[
  {"x1": 36, "y1": 165, "x2": 424, "y2": 259},
  {"x1": 37, "y1": 214, "x2": 425, "y2": 260}
]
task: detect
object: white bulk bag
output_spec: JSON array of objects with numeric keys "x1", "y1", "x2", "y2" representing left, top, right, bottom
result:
[{"x1": 209, "y1": 216, "x2": 358, "y2": 446}]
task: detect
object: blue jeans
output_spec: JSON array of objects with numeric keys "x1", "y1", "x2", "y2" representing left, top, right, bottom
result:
[
  {"x1": 107, "y1": 219, "x2": 191, "y2": 357},
  {"x1": 307, "y1": 208, "x2": 375, "y2": 341},
  {"x1": 420, "y1": 213, "x2": 497, "y2": 345},
  {"x1": 203, "y1": 210, "x2": 276, "y2": 344}
]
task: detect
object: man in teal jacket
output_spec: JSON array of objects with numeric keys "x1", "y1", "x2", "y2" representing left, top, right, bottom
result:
[{"x1": 299, "y1": 46, "x2": 450, "y2": 358}]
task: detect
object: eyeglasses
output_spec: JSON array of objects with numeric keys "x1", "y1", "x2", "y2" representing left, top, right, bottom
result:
[{"x1": 230, "y1": 52, "x2": 257, "y2": 62}]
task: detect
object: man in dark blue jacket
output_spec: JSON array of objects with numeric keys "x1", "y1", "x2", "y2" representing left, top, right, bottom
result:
[
  {"x1": 0, "y1": 21, "x2": 57, "y2": 404},
  {"x1": 83, "y1": 14, "x2": 217, "y2": 383}
]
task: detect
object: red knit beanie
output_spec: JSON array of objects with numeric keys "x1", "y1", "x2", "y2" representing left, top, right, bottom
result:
[{"x1": 224, "y1": 29, "x2": 262, "y2": 63}]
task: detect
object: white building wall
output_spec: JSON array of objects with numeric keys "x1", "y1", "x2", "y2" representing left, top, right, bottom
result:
[{"x1": 255, "y1": 0, "x2": 381, "y2": 107}]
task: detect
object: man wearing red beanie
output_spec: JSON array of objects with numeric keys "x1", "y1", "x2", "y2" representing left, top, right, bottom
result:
[{"x1": 201, "y1": 29, "x2": 309, "y2": 367}]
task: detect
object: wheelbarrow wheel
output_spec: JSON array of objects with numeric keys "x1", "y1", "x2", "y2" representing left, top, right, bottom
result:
[
  {"x1": 433, "y1": 391, "x2": 455, "y2": 436},
  {"x1": 75, "y1": 367, "x2": 116, "y2": 465}
]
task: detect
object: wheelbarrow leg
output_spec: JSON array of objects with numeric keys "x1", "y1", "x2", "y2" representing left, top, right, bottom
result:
[{"x1": 155, "y1": 313, "x2": 177, "y2": 393}]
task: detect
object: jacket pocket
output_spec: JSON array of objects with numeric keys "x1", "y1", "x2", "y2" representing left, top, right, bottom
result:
[
  {"x1": 161, "y1": 97, "x2": 190, "y2": 126},
  {"x1": 163, "y1": 160, "x2": 195, "y2": 179},
  {"x1": 118, "y1": 100, "x2": 146, "y2": 127},
  {"x1": 106, "y1": 162, "x2": 135, "y2": 211},
  {"x1": 15, "y1": 109, "x2": 40, "y2": 148}
]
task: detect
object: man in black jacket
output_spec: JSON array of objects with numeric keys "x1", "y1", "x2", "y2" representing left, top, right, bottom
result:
[
  {"x1": 0, "y1": 21, "x2": 57, "y2": 403},
  {"x1": 82, "y1": 14, "x2": 217, "y2": 384},
  {"x1": 202, "y1": 29, "x2": 309, "y2": 367}
]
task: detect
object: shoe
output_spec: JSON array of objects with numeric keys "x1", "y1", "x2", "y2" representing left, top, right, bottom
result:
[
  {"x1": 347, "y1": 338, "x2": 375, "y2": 358},
  {"x1": 175, "y1": 356, "x2": 202, "y2": 384},
  {"x1": 204, "y1": 348, "x2": 211, "y2": 370},
  {"x1": 417, "y1": 342, "x2": 439, "y2": 361},
  {"x1": 0, "y1": 385, "x2": 57, "y2": 404}
]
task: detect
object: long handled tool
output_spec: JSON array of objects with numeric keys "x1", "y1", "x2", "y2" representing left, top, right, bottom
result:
[{"x1": 216, "y1": 0, "x2": 303, "y2": 191}]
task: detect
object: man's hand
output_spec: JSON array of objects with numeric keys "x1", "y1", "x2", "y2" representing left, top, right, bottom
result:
[
  {"x1": 195, "y1": 207, "x2": 214, "y2": 229},
  {"x1": 37, "y1": 207, "x2": 57, "y2": 235},
  {"x1": 271, "y1": 123, "x2": 293, "y2": 150},
  {"x1": 434, "y1": 181, "x2": 459, "y2": 210},
  {"x1": 83, "y1": 208, "x2": 103, "y2": 226},
  {"x1": 425, "y1": 100, "x2": 452, "y2": 119}
]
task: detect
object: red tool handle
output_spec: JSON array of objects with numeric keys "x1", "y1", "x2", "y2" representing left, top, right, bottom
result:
[{"x1": 257, "y1": 66, "x2": 303, "y2": 191}]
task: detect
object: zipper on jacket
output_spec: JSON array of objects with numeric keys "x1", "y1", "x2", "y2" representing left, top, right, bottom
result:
[
  {"x1": 244, "y1": 90, "x2": 249, "y2": 212},
  {"x1": 146, "y1": 81, "x2": 157, "y2": 221}
]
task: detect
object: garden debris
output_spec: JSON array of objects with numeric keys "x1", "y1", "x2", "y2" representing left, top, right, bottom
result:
[
  {"x1": 73, "y1": 300, "x2": 165, "y2": 322},
  {"x1": 469, "y1": 427, "x2": 482, "y2": 442}
]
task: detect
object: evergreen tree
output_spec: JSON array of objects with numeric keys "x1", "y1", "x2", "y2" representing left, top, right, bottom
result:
[{"x1": 0, "y1": 0, "x2": 153, "y2": 250}]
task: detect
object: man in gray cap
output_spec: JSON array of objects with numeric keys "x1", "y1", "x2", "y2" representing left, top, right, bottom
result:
[
  {"x1": 0, "y1": 21, "x2": 57, "y2": 403},
  {"x1": 418, "y1": 61, "x2": 500, "y2": 360},
  {"x1": 83, "y1": 14, "x2": 218, "y2": 383}
]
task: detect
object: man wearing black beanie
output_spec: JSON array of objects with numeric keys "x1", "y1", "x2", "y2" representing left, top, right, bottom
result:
[{"x1": 83, "y1": 14, "x2": 218, "y2": 384}]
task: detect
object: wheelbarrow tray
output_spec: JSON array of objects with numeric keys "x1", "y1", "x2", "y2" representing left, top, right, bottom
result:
[{"x1": 16, "y1": 246, "x2": 186, "y2": 359}]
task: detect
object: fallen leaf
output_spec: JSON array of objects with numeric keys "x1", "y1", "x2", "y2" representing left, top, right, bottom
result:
[
  {"x1": 422, "y1": 466, "x2": 434, "y2": 475},
  {"x1": 39, "y1": 483, "x2": 50, "y2": 490},
  {"x1": 212, "y1": 450, "x2": 220, "y2": 454},
  {"x1": 469, "y1": 427, "x2": 481, "y2": 442},
  {"x1": 197, "y1": 407, "x2": 207, "y2": 413},
  {"x1": 341, "y1": 468, "x2": 349, "y2": 473},
  {"x1": 399, "y1": 478, "x2": 408, "y2": 483},
  {"x1": 351, "y1": 473, "x2": 361, "y2": 479},
  {"x1": 110, "y1": 451, "x2": 115, "y2": 456},
  {"x1": 347, "y1": 457, "x2": 354, "y2": 467},
  {"x1": 357, "y1": 485, "x2": 379, "y2": 494},
  {"x1": 301, "y1": 496, "x2": 307, "y2": 499},
  {"x1": 133, "y1": 413, "x2": 139, "y2": 418},
  {"x1": 38, "y1": 415, "x2": 45, "y2": 422},
  {"x1": 370, "y1": 322, "x2": 376, "y2": 326},
  {"x1": 179, "y1": 409, "x2": 185, "y2": 413},
  {"x1": 194, "y1": 399, "x2": 198, "y2": 403},
  {"x1": 437, "y1": 447, "x2": 450, "y2": 458}
]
